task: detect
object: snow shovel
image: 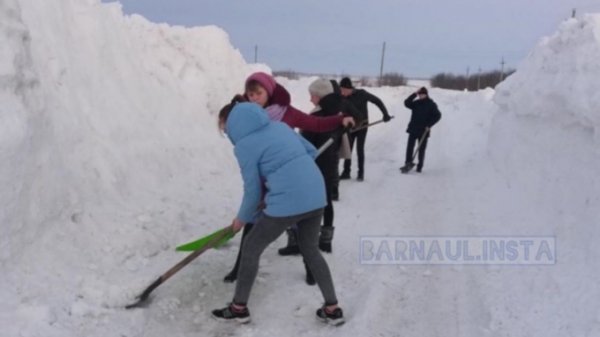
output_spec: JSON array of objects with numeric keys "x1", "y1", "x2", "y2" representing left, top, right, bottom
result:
[
  {"x1": 317, "y1": 117, "x2": 394, "y2": 157},
  {"x1": 125, "y1": 225, "x2": 235, "y2": 309},
  {"x1": 400, "y1": 128, "x2": 430, "y2": 174},
  {"x1": 350, "y1": 116, "x2": 394, "y2": 133}
]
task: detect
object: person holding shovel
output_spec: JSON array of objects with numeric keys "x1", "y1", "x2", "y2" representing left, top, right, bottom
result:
[
  {"x1": 212, "y1": 101, "x2": 344, "y2": 326},
  {"x1": 339, "y1": 77, "x2": 391, "y2": 181},
  {"x1": 400, "y1": 87, "x2": 442, "y2": 173}
]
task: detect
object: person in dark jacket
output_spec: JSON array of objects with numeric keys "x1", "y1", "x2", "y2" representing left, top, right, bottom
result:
[
  {"x1": 301, "y1": 79, "x2": 343, "y2": 255},
  {"x1": 401, "y1": 87, "x2": 442, "y2": 173},
  {"x1": 339, "y1": 77, "x2": 391, "y2": 181}
]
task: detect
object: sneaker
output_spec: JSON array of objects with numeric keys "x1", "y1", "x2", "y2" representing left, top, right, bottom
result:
[
  {"x1": 316, "y1": 306, "x2": 345, "y2": 326},
  {"x1": 212, "y1": 303, "x2": 251, "y2": 324}
]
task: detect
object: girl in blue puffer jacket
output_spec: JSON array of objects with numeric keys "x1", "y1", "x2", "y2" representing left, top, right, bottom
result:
[{"x1": 211, "y1": 101, "x2": 344, "y2": 326}]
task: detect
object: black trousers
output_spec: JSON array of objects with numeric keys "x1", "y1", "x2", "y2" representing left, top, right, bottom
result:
[
  {"x1": 405, "y1": 133, "x2": 429, "y2": 168},
  {"x1": 343, "y1": 128, "x2": 368, "y2": 175}
]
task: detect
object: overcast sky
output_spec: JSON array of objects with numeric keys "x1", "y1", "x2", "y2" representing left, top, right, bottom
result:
[{"x1": 107, "y1": 0, "x2": 600, "y2": 78}]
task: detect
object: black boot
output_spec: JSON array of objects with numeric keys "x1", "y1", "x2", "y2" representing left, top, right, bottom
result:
[
  {"x1": 339, "y1": 170, "x2": 350, "y2": 180},
  {"x1": 357, "y1": 171, "x2": 364, "y2": 182},
  {"x1": 319, "y1": 226, "x2": 335, "y2": 253},
  {"x1": 278, "y1": 228, "x2": 300, "y2": 256},
  {"x1": 400, "y1": 163, "x2": 415, "y2": 174}
]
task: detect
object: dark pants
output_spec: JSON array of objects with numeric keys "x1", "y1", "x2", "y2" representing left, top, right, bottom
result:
[
  {"x1": 405, "y1": 133, "x2": 429, "y2": 169},
  {"x1": 343, "y1": 128, "x2": 368, "y2": 175},
  {"x1": 233, "y1": 208, "x2": 338, "y2": 306}
]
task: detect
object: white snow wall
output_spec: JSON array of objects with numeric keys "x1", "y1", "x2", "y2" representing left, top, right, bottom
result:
[
  {"x1": 0, "y1": 0, "x2": 256, "y2": 265},
  {"x1": 489, "y1": 14, "x2": 600, "y2": 335}
]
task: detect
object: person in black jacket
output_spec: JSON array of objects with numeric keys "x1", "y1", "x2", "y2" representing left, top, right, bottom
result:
[
  {"x1": 302, "y1": 78, "x2": 344, "y2": 256},
  {"x1": 329, "y1": 80, "x2": 364, "y2": 201},
  {"x1": 339, "y1": 77, "x2": 391, "y2": 181},
  {"x1": 401, "y1": 87, "x2": 442, "y2": 173}
]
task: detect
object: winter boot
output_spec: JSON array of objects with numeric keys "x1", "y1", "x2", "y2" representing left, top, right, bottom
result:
[
  {"x1": 212, "y1": 303, "x2": 251, "y2": 324},
  {"x1": 400, "y1": 162, "x2": 415, "y2": 174},
  {"x1": 304, "y1": 260, "x2": 316, "y2": 286},
  {"x1": 331, "y1": 185, "x2": 339, "y2": 201},
  {"x1": 278, "y1": 228, "x2": 300, "y2": 256},
  {"x1": 319, "y1": 226, "x2": 335, "y2": 253},
  {"x1": 316, "y1": 305, "x2": 345, "y2": 326},
  {"x1": 339, "y1": 170, "x2": 351, "y2": 180},
  {"x1": 357, "y1": 171, "x2": 364, "y2": 181}
]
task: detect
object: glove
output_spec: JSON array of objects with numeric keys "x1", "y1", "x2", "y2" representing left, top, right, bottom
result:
[{"x1": 383, "y1": 115, "x2": 392, "y2": 122}]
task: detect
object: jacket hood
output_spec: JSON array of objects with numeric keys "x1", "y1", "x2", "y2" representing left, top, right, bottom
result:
[
  {"x1": 270, "y1": 83, "x2": 291, "y2": 107},
  {"x1": 226, "y1": 102, "x2": 270, "y2": 144},
  {"x1": 318, "y1": 93, "x2": 342, "y2": 115}
]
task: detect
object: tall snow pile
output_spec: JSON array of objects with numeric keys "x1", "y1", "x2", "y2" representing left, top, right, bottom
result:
[
  {"x1": 488, "y1": 14, "x2": 600, "y2": 336},
  {"x1": 1, "y1": 0, "x2": 261, "y2": 334}
]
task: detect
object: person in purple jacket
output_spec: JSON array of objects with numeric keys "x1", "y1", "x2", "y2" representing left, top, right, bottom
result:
[{"x1": 211, "y1": 101, "x2": 345, "y2": 326}]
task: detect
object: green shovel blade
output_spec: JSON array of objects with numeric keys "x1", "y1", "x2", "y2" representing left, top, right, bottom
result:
[{"x1": 176, "y1": 227, "x2": 235, "y2": 252}]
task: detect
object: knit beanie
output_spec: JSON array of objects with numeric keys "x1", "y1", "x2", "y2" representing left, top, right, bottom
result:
[
  {"x1": 309, "y1": 78, "x2": 335, "y2": 98},
  {"x1": 340, "y1": 77, "x2": 354, "y2": 89},
  {"x1": 245, "y1": 72, "x2": 276, "y2": 96}
]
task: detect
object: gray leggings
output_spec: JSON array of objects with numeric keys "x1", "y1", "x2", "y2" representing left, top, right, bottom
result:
[{"x1": 233, "y1": 208, "x2": 338, "y2": 306}]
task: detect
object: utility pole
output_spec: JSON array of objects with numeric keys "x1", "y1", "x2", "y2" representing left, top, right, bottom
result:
[
  {"x1": 379, "y1": 41, "x2": 386, "y2": 86},
  {"x1": 499, "y1": 57, "x2": 506, "y2": 82},
  {"x1": 465, "y1": 67, "x2": 470, "y2": 91},
  {"x1": 477, "y1": 67, "x2": 482, "y2": 90},
  {"x1": 254, "y1": 45, "x2": 258, "y2": 63}
]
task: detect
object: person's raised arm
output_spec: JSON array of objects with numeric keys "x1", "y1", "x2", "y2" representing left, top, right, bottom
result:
[
  {"x1": 404, "y1": 93, "x2": 417, "y2": 109},
  {"x1": 365, "y1": 91, "x2": 391, "y2": 121}
]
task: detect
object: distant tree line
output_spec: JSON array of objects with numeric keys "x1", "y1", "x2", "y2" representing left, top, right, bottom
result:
[
  {"x1": 273, "y1": 68, "x2": 515, "y2": 91},
  {"x1": 272, "y1": 70, "x2": 300, "y2": 80},
  {"x1": 430, "y1": 69, "x2": 515, "y2": 91},
  {"x1": 378, "y1": 72, "x2": 407, "y2": 87},
  {"x1": 274, "y1": 71, "x2": 407, "y2": 87}
]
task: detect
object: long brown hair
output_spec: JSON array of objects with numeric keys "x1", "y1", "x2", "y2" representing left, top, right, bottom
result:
[{"x1": 218, "y1": 95, "x2": 247, "y2": 130}]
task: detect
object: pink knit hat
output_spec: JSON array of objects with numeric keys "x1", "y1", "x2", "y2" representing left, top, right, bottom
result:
[{"x1": 245, "y1": 72, "x2": 276, "y2": 96}]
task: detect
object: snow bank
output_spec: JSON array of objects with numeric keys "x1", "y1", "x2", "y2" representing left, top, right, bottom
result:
[
  {"x1": 494, "y1": 15, "x2": 600, "y2": 141},
  {"x1": 488, "y1": 14, "x2": 600, "y2": 337},
  {"x1": 1, "y1": 1, "x2": 261, "y2": 334},
  {"x1": 490, "y1": 13, "x2": 600, "y2": 211},
  {"x1": 1, "y1": 0, "x2": 255, "y2": 261}
]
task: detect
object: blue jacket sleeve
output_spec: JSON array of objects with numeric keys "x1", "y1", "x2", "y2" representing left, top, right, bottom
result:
[
  {"x1": 297, "y1": 134, "x2": 318, "y2": 159},
  {"x1": 234, "y1": 145, "x2": 262, "y2": 223}
]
